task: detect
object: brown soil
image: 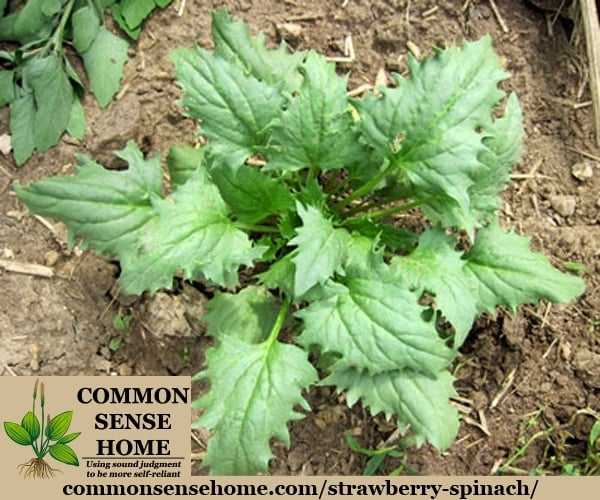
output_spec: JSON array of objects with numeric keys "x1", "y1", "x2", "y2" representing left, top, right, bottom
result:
[{"x1": 1, "y1": 0, "x2": 598, "y2": 476}]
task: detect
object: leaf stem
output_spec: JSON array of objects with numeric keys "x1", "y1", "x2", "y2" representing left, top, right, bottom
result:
[
  {"x1": 333, "y1": 159, "x2": 396, "y2": 212},
  {"x1": 266, "y1": 300, "x2": 290, "y2": 345},
  {"x1": 345, "y1": 196, "x2": 434, "y2": 223},
  {"x1": 44, "y1": 0, "x2": 77, "y2": 56},
  {"x1": 234, "y1": 222, "x2": 279, "y2": 234}
]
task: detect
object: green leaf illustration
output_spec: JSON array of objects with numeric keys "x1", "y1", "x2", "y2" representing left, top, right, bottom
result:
[
  {"x1": 3, "y1": 421, "x2": 33, "y2": 446},
  {"x1": 56, "y1": 432, "x2": 81, "y2": 445},
  {"x1": 49, "y1": 443, "x2": 79, "y2": 466},
  {"x1": 45, "y1": 411, "x2": 73, "y2": 441},
  {"x1": 21, "y1": 411, "x2": 40, "y2": 441}
]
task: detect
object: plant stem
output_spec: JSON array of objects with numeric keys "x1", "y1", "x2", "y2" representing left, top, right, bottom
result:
[
  {"x1": 306, "y1": 165, "x2": 317, "y2": 185},
  {"x1": 50, "y1": 0, "x2": 76, "y2": 55},
  {"x1": 345, "y1": 196, "x2": 434, "y2": 224},
  {"x1": 266, "y1": 300, "x2": 290, "y2": 345},
  {"x1": 333, "y1": 159, "x2": 396, "y2": 212},
  {"x1": 234, "y1": 222, "x2": 279, "y2": 234}
]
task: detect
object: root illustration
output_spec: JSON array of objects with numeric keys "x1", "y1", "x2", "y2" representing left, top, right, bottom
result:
[{"x1": 17, "y1": 458, "x2": 61, "y2": 479}]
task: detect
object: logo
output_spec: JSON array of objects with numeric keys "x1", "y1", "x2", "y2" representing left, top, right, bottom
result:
[{"x1": 3, "y1": 379, "x2": 80, "y2": 479}]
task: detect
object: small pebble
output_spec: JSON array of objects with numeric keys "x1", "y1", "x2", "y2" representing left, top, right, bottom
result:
[
  {"x1": 44, "y1": 250, "x2": 60, "y2": 267},
  {"x1": 550, "y1": 195, "x2": 576, "y2": 217},
  {"x1": 0, "y1": 133, "x2": 11, "y2": 156},
  {"x1": 118, "y1": 363, "x2": 134, "y2": 376},
  {"x1": 571, "y1": 160, "x2": 594, "y2": 181},
  {"x1": 276, "y1": 22, "x2": 302, "y2": 43}
]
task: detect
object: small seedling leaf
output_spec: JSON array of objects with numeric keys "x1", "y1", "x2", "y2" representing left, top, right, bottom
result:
[
  {"x1": 3, "y1": 421, "x2": 33, "y2": 445},
  {"x1": 46, "y1": 410, "x2": 73, "y2": 440},
  {"x1": 23, "y1": 54, "x2": 73, "y2": 152},
  {"x1": 72, "y1": 4, "x2": 100, "y2": 53},
  {"x1": 66, "y1": 96, "x2": 86, "y2": 140},
  {"x1": 119, "y1": 0, "x2": 155, "y2": 31},
  {"x1": 0, "y1": 69, "x2": 15, "y2": 106},
  {"x1": 82, "y1": 26, "x2": 129, "y2": 107},
  {"x1": 194, "y1": 335, "x2": 317, "y2": 475},
  {"x1": 9, "y1": 93, "x2": 36, "y2": 165},
  {"x1": 49, "y1": 443, "x2": 79, "y2": 466}
]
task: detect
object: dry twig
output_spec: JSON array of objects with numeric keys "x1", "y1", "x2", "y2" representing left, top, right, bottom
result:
[
  {"x1": 580, "y1": 0, "x2": 600, "y2": 145},
  {"x1": 0, "y1": 258, "x2": 54, "y2": 278},
  {"x1": 488, "y1": 0, "x2": 509, "y2": 33}
]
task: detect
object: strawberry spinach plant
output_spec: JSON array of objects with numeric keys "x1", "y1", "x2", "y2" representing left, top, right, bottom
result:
[
  {"x1": 0, "y1": 0, "x2": 172, "y2": 165},
  {"x1": 15, "y1": 11, "x2": 585, "y2": 475}
]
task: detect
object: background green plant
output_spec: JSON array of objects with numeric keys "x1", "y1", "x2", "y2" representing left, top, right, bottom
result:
[
  {"x1": 0, "y1": 0, "x2": 172, "y2": 165},
  {"x1": 14, "y1": 11, "x2": 586, "y2": 475}
]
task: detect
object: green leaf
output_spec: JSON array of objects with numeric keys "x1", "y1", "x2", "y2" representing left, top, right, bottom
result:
[
  {"x1": 9, "y1": 93, "x2": 36, "y2": 165},
  {"x1": 23, "y1": 55, "x2": 73, "y2": 152},
  {"x1": 171, "y1": 46, "x2": 284, "y2": 164},
  {"x1": 21, "y1": 411, "x2": 40, "y2": 441},
  {"x1": 48, "y1": 443, "x2": 79, "y2": 466},
  {"x1": 391, "y1": 228, "x2": 477, "y2": 347},
  {"x1": 354, "y1": 37, "x2": 508, "y2": 226},
  {"x1": 3, "y1": 421, "x2": 33, "y2": 445},
  {"x1": 464, "y1": 218, "x2": 586, "y2": 313},
  {"x1": 267, "y1": 52, "x2": 366, "y2": 172},
  {"x1": 0, "y1": 69, "x2": 15, "y2": 105},
  {"x1": 344, "y1": 218, "x2": 418, "y2": 252},
  {"x1": 119, "y1": 0, "x2": 155, "y2": 30},
  {"x1": 155, "y1": 0, "x2": 172, "y2": 7},
  {"x1": 110, "y1": 4, "x2": 141, "y2": 39},
  {"x1": 258, "y1": 252, "x2": 296, "y2": 299},
  {"x1": 82, "y1": 26, "x2": 129, "y2": 107},
  {"x1": 41, "y1": 0, "x2": 68, "y2": 17},
  {"x1": 202, "y1": 286, "x2": 279, "y2": 343},
  {"x1": 15, "y1": 141, "x2": 162, "y2": 255},
  {"x1": 12, "y1": 0, "x2": 56, "y2": 43},
  {"x1": 66, "y1": 96, "x2": 86, "y2": 140},
  {"x1": 166, "y1": 146, "x2": 204, "y2": 188},
  {"x1": 193, "y1": 335, "x2": 317, "y2": 474},
  {"x1": 326, "y1": 367, "x2": 459, "y2": 450},
  {"x1": 422, "y1": 92, "x2": 524, "y2": 232},
  {"x1": 296, "y1": 241, "x2": 454, "y2": 375},
  {"x1": 56, "y1": 432, "x2": 81, "y2": 445},
  {"x1": 45, "y1": 411, "x2": 73, "y2": 440},
  {"x1": 211, "y1": 10, "x2": 304, "y2": 92},
  {"x1": 289, "y1": 203, "x2": 351, "y2": 297},
  {"x1": 209, "y1": 162, "x2": 294, "y2": 224},
  {"x1": 72, "y1": 4, "x2": 100, "y2": 53},
  {"x1": 118, "y1": 169, "x2": 266, "y2": 294}
]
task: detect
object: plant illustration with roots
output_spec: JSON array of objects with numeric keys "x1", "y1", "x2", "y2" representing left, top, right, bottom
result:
[{"x1": 3, "y1": 379, "x2": 80, "y2": 479}]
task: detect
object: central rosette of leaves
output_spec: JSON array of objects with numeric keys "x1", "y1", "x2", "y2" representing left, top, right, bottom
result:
[{"x1": 15, "y1": 11, "x2": 584, "y2": 475}]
